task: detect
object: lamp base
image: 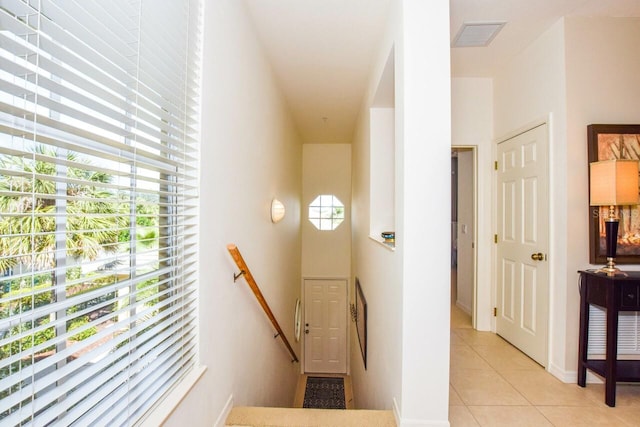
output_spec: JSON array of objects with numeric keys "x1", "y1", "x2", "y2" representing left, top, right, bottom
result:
[
  {"x1": 595, "y1": 215, "x2": 628, "y2": 276},
  {"x1": 595, "y1": 257, "x2": 628, "y2": 277}
]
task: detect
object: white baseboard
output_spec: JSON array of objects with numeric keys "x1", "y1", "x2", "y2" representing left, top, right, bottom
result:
[
  {"x1": 393, "y1": 398, "x2": 401, "y2": 427},
  {"x1": 399, "y1": 420, "x2": 450, "y2": 426},
  {"x1": 392, "y1": 397, "x2": 450, "y2": 427},
  {"x1": 214, "y1": 394, "x2": 234, "y2": 427},
  {"x1": 547, "y1": 363, "x2": 603, "y2": 384},
  {"x1": 547, "y1": 362, "x2": 575, "y2": 383},
  {"x1": 455, "y1": 300, "x2": 471, "y2": 315}
]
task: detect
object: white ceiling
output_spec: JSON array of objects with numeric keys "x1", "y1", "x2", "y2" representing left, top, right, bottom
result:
[
  {"x1": 243, "y1": 0, "x2": 640, "y2": 144},
  {"x1": 450, "y1": 0, "x2": 640, "y2": 77}
]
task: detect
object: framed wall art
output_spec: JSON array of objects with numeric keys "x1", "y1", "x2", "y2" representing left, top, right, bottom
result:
[
  {"x1": 588, "y1": 124, "x2": 640, "y2": 264},
  {"x1": 355, "y1": 277, "x2": 367, "y2": 369}
]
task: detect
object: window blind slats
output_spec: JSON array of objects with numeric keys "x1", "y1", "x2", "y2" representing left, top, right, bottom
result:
[
  {"x1": 65, "y1": 324, "x2": 197, "y2": 426},
  {"x1": 1, "y1": 287, "x2": 198, "y2": 423},
  {"x1": 0, "y1": 40, "x2": 193, "y2": 147},
  {"x1": 0, "y1": 0, "x2": 201, "y2": 424},
  {"x1": 3, "y1": 311, "x2": 197, "y2": 426},
  {"x1": 0, "y1": 108, "x2": 197, "y2": 172},
  {"x1": 6, "y1": 292, "x2": 196, "y2": 408},
  {"x1": 0, "y1": 284, "x2": 196, "y2": 389},
  {"x1": 0, "y1": 270, "x2": 182, "y2": 345},
  {"x1": 28, "y1": 2, "x2": 196, "y2": 117},
  {"x1": 40, "y1": 0, "x2": 138, "y2": 71},
  {"x1": 98, "y1": 339, "x2": 197, "y2": 427},
  {"x1": 0, "y1": 85, "x2": 190, "y2": 162}
]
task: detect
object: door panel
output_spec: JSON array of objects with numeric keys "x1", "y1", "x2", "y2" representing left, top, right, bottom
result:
[
  {"x1": 304, "y1": 279, "x2": 347, "y2": 373},
  {"x1": 503, "y1": 181, "x2": 516, "y2": 241},
  {"x1": 502, "y1": 260, "x2": 516, "y2": 321},
  {"x1": 522, "y1": 265, "x2": 536, "y2": 333},
  {"x1": 523, "y1": 177, "x2": 538, "y2": 243},
  {"x1": 496, "y1": 124, "x2": 549, "y2": 367}
]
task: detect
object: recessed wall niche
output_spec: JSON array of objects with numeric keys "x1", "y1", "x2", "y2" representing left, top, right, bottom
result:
[{"x1": 369, "y1": 47, "x2": 395, "y2": 247}]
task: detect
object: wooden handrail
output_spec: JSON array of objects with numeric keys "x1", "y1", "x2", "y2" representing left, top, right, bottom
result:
[{"x1": 227, "y1": 244, "x2": 299, "y2": 363}]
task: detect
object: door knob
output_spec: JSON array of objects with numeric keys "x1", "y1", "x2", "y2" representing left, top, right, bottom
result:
[
  {"x1": 531, "y1": 252, "x2": 545, "y2": 261},
  {"x1": 305, "y1": 329, "x2": 309, "y2": 334}
]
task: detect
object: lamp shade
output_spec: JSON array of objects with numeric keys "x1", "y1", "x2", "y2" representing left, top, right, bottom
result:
[{"x1": 590, "y1": 159, "x2": 639, "y2": 207}]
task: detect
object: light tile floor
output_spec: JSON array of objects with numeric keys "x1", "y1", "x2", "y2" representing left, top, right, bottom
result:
[{"x1": 449, "y1": 305, "x2": 640, "y2": 426}]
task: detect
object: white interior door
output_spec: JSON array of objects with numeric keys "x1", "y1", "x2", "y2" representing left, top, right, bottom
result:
[
  {"x1": 496, "y1": 124, "x2": 549, "y2": 367},
  {"x1": 304, "y1": 279, "x2": 347, "y2": 373}
]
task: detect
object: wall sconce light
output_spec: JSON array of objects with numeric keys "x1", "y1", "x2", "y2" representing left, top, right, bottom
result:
[
  {"x1": 589, "y1": 159, "x2": 639, "y2": 275},
  {"x1": 271, "y1": 198, "x2": 286, "y2": 223}
]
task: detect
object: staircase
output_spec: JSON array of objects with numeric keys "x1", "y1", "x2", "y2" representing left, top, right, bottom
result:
[
  {"x1": 224, "y1": 375, "x2": 396, "y2": 426},
  {"x1": 225, "y1": 406, "x2": 396, "y2": 427}
]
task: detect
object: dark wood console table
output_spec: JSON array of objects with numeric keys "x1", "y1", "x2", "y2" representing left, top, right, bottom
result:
[{"x1": 577, "y1": 270, "x2": 640, "y2": 407}]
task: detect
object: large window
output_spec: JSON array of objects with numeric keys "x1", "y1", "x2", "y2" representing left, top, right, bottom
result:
[{"x1": 0, "y1": 1, "x2": 202, "y2": 425}]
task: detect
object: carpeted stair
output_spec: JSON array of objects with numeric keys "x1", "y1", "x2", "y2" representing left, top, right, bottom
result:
[{"x1": 225, "y1": 406, "x2": 396, "y2": 427}]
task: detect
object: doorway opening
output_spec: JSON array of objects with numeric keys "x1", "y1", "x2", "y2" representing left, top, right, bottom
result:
[{"x1": 451, "y1": 147, "x2": 477, "y2": 328}]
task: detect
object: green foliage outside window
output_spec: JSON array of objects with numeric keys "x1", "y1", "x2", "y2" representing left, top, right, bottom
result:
[{"x1": 0, "y1": 146, "x2": 161, "y2": 372}]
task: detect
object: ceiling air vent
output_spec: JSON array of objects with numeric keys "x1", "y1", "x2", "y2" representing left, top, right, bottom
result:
[{"x1": 452, "y1": 22, "x2": 506, "y2": 47}]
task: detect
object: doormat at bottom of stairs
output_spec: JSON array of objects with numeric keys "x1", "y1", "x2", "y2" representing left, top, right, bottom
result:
[{"x1": 303, "y1": 376, "x2": 346, "y2": 409}]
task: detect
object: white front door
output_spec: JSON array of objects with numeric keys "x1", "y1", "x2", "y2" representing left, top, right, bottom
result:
[
  {"x1": 304, "y1": 279, "x2": 347, "y2": 373},
  {"x1": 496, "y1": 124, "x2": 549, "y2": 367}
]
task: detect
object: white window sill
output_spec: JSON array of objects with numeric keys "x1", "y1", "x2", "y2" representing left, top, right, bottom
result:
[
  {"x1": 137, "y1": 364, "x2": 207, "y2": 427},
  {"x1": 369, "y1": 235, "x2": 395, "y2": 251}
]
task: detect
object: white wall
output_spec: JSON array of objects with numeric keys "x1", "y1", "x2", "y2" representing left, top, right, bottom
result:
[
  {"x1": 564, "y1": 16, "x2": 640, "y2": 374},
  {"x1": 493, "y1": 19, "x2": 568, "y2": 380},
  {"x1": 351, "y1": 39, "x2": 403, "y2": 412},
  {"x1": 370, "y1": 108, "x2": 396, "y2": 239},
  {"x1": 301, "y1": 144, "x2": 351, "y2": 278},
  {"x1": 492, "y1": 16, "x2": 640, "y2": 382},
  {"x1": 451, "y1": 78, "x2": 493, "y2": 330},
  {"x1": 164, "y1": 1, "x2": 303, "y2": 425},
  {"x1": 398, "y1": 2, "x2": 451, "y2": 423},
  {"x1": 351, "y1": 0, "x2": 451, "y2": 425}
]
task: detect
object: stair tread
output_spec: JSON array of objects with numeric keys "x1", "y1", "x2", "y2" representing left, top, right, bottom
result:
[{"x1": 226, "y1": 406, "x2": 396, "y2": 427}]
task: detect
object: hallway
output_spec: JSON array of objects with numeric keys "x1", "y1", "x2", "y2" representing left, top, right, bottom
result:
[{"x1": 449, "y1": 305, "x2": 640, "y2": 426}]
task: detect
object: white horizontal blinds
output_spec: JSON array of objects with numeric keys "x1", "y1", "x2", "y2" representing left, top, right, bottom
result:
[
  {"x1": 588, "y1": 306, "x2": 640, "y2": 356},
  {"x1": 0, "y1": 0, "x2": 201, "y2": 425}
]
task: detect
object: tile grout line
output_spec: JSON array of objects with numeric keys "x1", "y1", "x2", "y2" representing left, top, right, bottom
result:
[{"x1": 467, "y1": 341, "x2": 533, "y2": 407}]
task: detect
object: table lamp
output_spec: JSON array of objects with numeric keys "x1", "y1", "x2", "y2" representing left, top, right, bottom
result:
[{"x1": 589, "y1": 159, "x2": 639, "y2": 275}]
